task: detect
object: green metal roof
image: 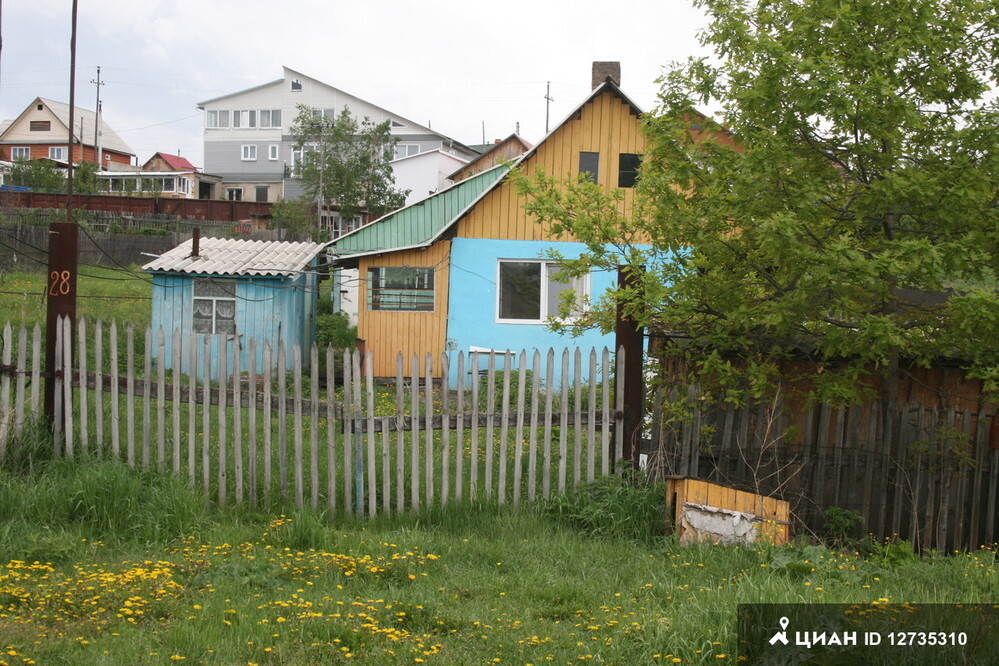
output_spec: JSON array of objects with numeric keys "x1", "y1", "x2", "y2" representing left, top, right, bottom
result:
[{"x1": 326, "y1": 163, "x2": 509, "y2": 260}]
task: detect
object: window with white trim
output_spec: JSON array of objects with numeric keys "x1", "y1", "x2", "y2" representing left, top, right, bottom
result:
[
  {"x1": 10, "y1": 147, "x2": 30, "y2": 160},
  {"x1": 268, "y1": 144, "x2": 279, "y2": 161},
  {"x1": 48, "y1": 146, "x2": 67, "y2": 161},
  {"x1": 367, "y1": 267, "x2": 435, "y2": 311},
  {"x1": 241, "y1": 144, "x2": 257, "y2": 161},
  {"x1": 192, "y1": 280, "x2": 236, "y2": 335},
  {"x1": 393, "y1": 144, "x2": 420, "y2": 160},
  {"x1": 226, "y1": 187, "x2": 243, "y2": 201},
  {"x1": 259, "y1": 109, "x2": 282, "y2": 128},
  {"x1": 233, "y1": 110, "x2": 256, "y2": 128},
  {"x1": 206, "y1": 109, "x2": 230, "y2": 128},
  {"x1": 496, "y1": 260, "x2": 589, "y2": 323}
]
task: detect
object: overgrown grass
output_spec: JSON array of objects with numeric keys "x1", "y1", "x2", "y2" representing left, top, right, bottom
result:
[
  {"x1": 0, "y1": 265, "x2": 151, "y2": 330},
  {"x1": 1, "y1": 428, "x2": 997, "y2": 665}
]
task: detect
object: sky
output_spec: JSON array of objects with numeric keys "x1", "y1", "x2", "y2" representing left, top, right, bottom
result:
[{"x1": 0, "y1": 0, "x2": 711, "y2": 170}]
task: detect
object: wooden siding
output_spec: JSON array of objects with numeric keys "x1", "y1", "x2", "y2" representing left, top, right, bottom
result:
[
  {"x1": 357, "y1": 241, "x2": 451, "y2": 377},
  {"x1": 457, "y1": 90, "x2": 645, "y2": 242}
]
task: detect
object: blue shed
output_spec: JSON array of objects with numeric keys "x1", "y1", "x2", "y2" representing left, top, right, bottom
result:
[{"x1": 143, "y1": 236, "x2": 325, "y2": 378}]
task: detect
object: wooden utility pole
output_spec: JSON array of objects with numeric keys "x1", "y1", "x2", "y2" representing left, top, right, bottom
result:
[
  {"x1": 44, "y1": 0, "x2": 80, "y2": 420},
  {"x1": 614, "y1": 265, "x2": 645, "y2": 470}
]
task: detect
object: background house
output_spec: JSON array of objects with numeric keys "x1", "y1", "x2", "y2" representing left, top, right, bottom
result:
[
  {"x1": 143, "y1": 236, "x2": 325, "y2": 377},
  {"x1": 196, "y1": 66, "x2": 480, "y2": 213},
  {"x1": 327, "y1": 63, "x2": 651, "y2": 382},
  {"x1": 0, "y1": 97, "x2": 134, "y2": 167},
  {"x1": 98, "y1": 152, "x2": 222, "y2": 199}
]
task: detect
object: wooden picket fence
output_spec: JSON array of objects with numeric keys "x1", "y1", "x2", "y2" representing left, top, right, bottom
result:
[{"x1": 0, "y1": 319, "x2": 625, "y2": 518}]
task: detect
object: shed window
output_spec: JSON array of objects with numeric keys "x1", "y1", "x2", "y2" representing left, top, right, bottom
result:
[
  {"x1": 193, "y1": 280, "x2": 237, "y2": 334},
  {"x1": 367, "y1": 267, "x2": 434, "y2": 311}
]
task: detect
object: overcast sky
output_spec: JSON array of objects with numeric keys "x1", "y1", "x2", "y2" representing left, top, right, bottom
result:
[{"x1": 1, "y1": 0, "x2": 710, "y2": 169}]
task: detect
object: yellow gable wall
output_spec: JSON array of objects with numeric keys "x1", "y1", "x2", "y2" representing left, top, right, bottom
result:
[
  {"x1": 356, "y1": 240, "x2": 451, "y2": 378},
  {"x1": 458, "y1": 90, "x2": 645, "y2": 242}
]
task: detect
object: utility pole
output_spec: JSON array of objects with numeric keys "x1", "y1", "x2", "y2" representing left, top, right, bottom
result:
[
  {"x1": 91, "y1": 66, "x2": 104, "y2": 167},
  {"x1": 544, "y1": 82, "x2": 554, "y2": 134},
  {"x1": 45, "y1": 0, "x2": 80, "y2": 422}
]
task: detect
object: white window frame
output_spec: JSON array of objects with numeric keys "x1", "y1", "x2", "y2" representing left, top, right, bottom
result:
[
  {"x1": 48, "y1": 146, "x2": 67, "y2": 161},
  {"x1": 226, "y1": 187, "x2": 243, "y2": 201},
  {"x1": 178, "y1": 177, "x2": 191, "y2": 194},
  {"x1": 259, "y1": 109, "x2": 282, "y2": 129},
  {"x1": 192, "y1": 280, "x2": 237, "y2": 335},
  {"x1": 206, "y1": 109, "x2": 230, "y2": 129},
  {"x1": 241, "y1": 144, "x2": 257, "y2": 161},
  {"x1": 233, "y1": 110, "x2": 256, "y2": 129},
  {"x1": 495, "y1": 259, "x2": 590, "y2": 325},
  {"x1": 10, "y1": 147, "x2": 30, "y2": 161},
  {"x1": 268, "y1": 144, "x2": 279, "y2": 161},
  {"x1": 393, "y1": 144, "x2": 420, "y2": 160}
]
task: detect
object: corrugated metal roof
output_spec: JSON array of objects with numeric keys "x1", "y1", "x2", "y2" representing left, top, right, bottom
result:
[
  {"x1": 142, "y1": 237, "x2": 325, "y2": 277},
  {"x1": 327, "y1": 163, "x2": 509, "y2": 258}
]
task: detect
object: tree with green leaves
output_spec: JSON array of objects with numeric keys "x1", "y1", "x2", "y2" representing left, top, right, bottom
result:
[
  {"x1": 517, "y1": 0, "x2": 999, "y2": 404},
  {"x1": 290, "y1": 105, "x2": 409, "y2": 227},
  {"x1": 6, "y1": 159, "x2": 66, "y2": 191}
]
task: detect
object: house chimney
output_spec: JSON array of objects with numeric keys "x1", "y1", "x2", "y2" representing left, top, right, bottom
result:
[
  {"x1": 191, "y1": 228, "x2": 200, "y2": 258},
  {"x1": 592, "y1": 61, "x2": 621, "y2": 89}
]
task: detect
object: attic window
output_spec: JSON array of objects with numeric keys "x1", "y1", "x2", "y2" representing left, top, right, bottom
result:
[
  {"x1": 291, "y1": 78, "x2": 303, "y2": 91},
  {"x1": 30, "y1": 121, "x2": 51, "y2": 132},
  {"x1": 618, "y1": 153, "x2": 642, "y2": 188},
  {"x1": 391, "y1": 121, "x2": 405, "y2": 128},
  {"x1": 36, "y1": 104, "x2": 43, "y2": 111},
  {"x1": 579, "y1": 152, "x2": 599, "y2": 184}
]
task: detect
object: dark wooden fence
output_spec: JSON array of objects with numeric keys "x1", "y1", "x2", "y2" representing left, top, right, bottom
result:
[
  {"x1": 0, "y1": 190, "x2": 271, "y2": 221},
  {"x1": 648, "y1": 390, "x2": 999, "y2": 552}
]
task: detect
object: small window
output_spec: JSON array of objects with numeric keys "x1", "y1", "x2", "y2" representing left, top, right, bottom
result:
[
  {"x1": 291, "y1": 78, "x2": 303, "y2": 91},
  {"x1": 393, "y1": 144, "x2": 420, "y2": 160},
  {"x1": 226, "y1": 187, "x2": 243, "y2": 201},
  {"x1": 368, "y1": 267, "x2": 435, "y2": 311},
  {"x1": 10, "y1": 147, "x2": 30, "y2": 160},
  {"x1": 579, "y1": 151, "x2": 599, "y2": 183},
  {"x1": 255, "y1": 186, "x2": 269, "y2": 203},
  {"x1": 497, "y1": 260, "x2": 588, "y2": 323},
  {"x1": 259, "y1": 109, "x2": 282, "y2": 128},
  {"x1": 30, "y1": 121, "x2": 51, "y2": 132},
  {"x1": 193, "y1": 280, "x2": 237, "y2": 335},
  {"x1": 268, "y1": 144, "x2": 279, "y2": 161},
  {"x1": 241, "y1": 145, "x2": 257, "y2": 161},
  {"x1": 206, "y1": 110, "x2": 230, "y2": 129},
  {"x1": 618, "y1": 153, "x2": 642, "y2": 188},
  {"x1": 233, "y1": 110, "x2": 256, "y2": 129},
  {"x1": 49, "y1": 146, "x2": 67, "y2": 161}
]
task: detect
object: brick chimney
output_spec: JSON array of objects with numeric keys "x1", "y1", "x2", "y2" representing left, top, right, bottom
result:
[{"x1": 592, "y1": 61, "x2": 621, "y2": 89}]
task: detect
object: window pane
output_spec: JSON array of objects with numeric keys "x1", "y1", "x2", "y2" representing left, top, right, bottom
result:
[
  {"x1": 499, "y1": 262, "x2": 541, "y2": 320},
  {"x1": 579, "y1": 151, "x2": 599, "y2": 183},
  {"x1": 545, "y1": 264, "x2": 577, "y2": 317},
  {"x1": 618, "y1": 153, "x2": 642, "y2": 188}
]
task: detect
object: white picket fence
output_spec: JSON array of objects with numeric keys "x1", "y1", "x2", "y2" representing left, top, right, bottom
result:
[{"x1": 0, "y1": 319, "x2": 626, "y2": 517}]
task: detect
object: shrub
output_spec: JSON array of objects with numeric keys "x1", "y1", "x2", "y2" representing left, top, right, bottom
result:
[{"x1": 539, "y1": 471, "x2": 667, "y2": 545}]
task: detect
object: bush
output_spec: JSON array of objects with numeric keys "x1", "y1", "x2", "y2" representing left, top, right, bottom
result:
[
  {"x1": 539, "y1": 471, "x2": 667, "y2": 545},
  {"x1": 316, "y1": 312, "x2": 356, "y2": 351}
]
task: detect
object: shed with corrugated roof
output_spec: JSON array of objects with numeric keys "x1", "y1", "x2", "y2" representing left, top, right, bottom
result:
[{"x1": 143, "y1": 236, "x2": 325, "y2": 376}]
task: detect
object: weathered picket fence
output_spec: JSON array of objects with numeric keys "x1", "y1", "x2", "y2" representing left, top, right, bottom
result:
[{"x1": 0, "y1": 319, "x2": 625, "y2": 518}]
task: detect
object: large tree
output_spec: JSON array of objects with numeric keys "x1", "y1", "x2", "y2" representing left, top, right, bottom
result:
[
  {"x1": 290, "y1": 105, "x2": 408, "y2": 225},
  {"x1": 518, "y1": 0, "x2": 999, "y2": 403}
]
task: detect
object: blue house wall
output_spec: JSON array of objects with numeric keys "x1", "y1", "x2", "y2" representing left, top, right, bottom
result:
[{"x1": 445, "y1": 237, "x2": 625, "y2": 386}]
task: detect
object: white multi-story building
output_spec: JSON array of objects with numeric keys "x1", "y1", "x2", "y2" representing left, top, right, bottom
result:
[{"x1": 197, "y1": 67, "x2": 478, "y2": 224}]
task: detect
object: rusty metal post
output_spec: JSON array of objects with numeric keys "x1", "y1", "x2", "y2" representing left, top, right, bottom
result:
[{"x1": 614, "y1": 264, "x2": 645, "y2": 470}]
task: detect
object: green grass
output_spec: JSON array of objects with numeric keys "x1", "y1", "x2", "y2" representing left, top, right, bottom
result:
[
  {"x1": 0, "y1": 265, "x2": 151, "y2": 330},
  {"x1": 1, "y1": 431, "x2": 997, "y2": 665}
]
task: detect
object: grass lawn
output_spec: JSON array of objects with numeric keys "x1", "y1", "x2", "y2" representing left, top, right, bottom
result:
[
  {"x1": 1, "y1": 445, "x2": 996, "y2": 665},
  {"x1": 0, "y1": 266, "x2": 152, "y2": 330}
]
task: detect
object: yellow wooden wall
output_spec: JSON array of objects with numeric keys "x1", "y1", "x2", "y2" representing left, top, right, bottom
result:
[
  {"x1": 666, "y1": 477, "x2": 791, "y2": 544},
  {"x1": 356, "y1": 241, "x2": 451, "y2": 378},
  {"x1": 458, "y1": 90, "x2": 646, "y2": 242}
]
